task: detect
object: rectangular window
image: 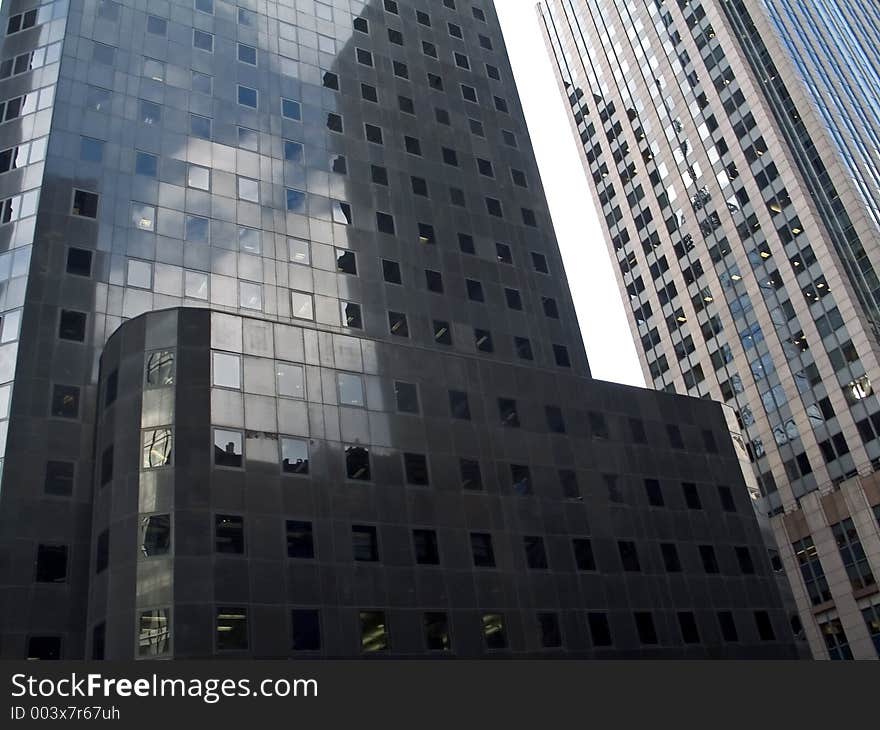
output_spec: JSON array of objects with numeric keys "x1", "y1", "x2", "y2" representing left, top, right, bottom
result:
[
  {"x1": 286, "y1": 520, "x2": 314, "y2": 559},
  {"x1": 138, "y1": 609, "x2": 170, "y2": 657},
  {"x1": 470, "y1": 532, "x2": 495, "y2": 567},
  {"x1": 291, "y1": 609, "x2": 321, "y2": 651},
  {"x1": 482, "y1": 613, "x2": 506, "y2": 649},
  {"x1": 352, "y1": 525, "x2": 379, "y2": 562},
  {"x1": 413, "y1": 529, "x2": 440, "y2": 565},
  {"x1": 281, "y1": 437, "x2": 309, "y2": 475},
  {"x1": 214, "y1": 429, "x2": 243, "y2": 468},
  {"x1": 424, "y1": 612, "x2": 449, "y2": 651},
  {"x1": 215, "y1": 515, "x2": 244, "y2": 554},
  {"x1": 216, "y1": 607, "x2": 248, "y2": 651},
  {"x1": 345, "y1": 445, "x2": 371, "y2": 481},
  {"x1": 359, "y1": 611, "x2": 387, "y2": 652},
  {"x1": 35, "y1": 544, "x2": 67, "y2": 583}
]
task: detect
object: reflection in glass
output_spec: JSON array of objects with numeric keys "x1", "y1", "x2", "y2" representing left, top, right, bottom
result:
[
  {"x1": 281, "y1": 437, "x2": 309, "y2": 474},
  {"x1": 424, "y1": 612, "x2": 450, "y2": 651},
  {"x1": 142, "y1": 428, "x2": 172, "y2": 468},
  {"x1": 215, "y1": 515, "x2": 245, "y2": 553},
  {"x1": 216, "y1": 607, "x2": 248, "y2": 651},
  {"x1": 184, "y1": 270, "x2": 208, "y2": 300},
  {"x1": 138, "y1": 609, "x2": 170, "y2": 656},
  {"x1": 239, "y1": 281, "x2": 262, "y2": 311},
  {"x1": 239, "y1": 227, "x2": 261, "y2": 254},
  {"x1": 337, "y1": 373, "x2": 364, "y2": 407},
  {"x1": 146, "y1": 351, "x2": 174, "y2": 386},
  {"x1": 291, "y1": 291, "x2": 314, "y2": 320},
  {"x1": 482, "y1": 613, "x2": 507, "y2": 649},
  {"x1": 131, "y1": 203, "x2": 155, "y2": 231},
  {"x1": 288, "y1": 238, "x2": 310, "y2": 265},
  {"x1": 359, "y1": 611, "x2": 387, "y2": 652},
  {"x1": 185, "y1": 215, "x2": 209, "y2": 242},
  {"x1": 140, "y1": 514, "x2": 171, "y2": 557},
  {"x1": 346, "y1": 445, "x2": 371, "y2": 480},
  {"x1": 214, "y1": 429, "x2": 243, "y2": 467},
  {"x1": 276, "y1": 362, "x2": 304, "y2": 398}
]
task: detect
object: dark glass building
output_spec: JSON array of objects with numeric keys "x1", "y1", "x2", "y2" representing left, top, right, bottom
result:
[{"x1": 0, "y1": 0, "x2": 796, "y2": 658}]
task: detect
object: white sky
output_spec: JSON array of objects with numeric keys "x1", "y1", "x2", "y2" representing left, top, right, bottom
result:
[{"x1": 496, "y1": 1, "x2": 645, "y2": 387}]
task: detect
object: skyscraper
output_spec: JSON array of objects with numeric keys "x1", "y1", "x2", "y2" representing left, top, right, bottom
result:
[
  {"x1": 0, "y1": 0, "x2": 795, "y2": 659},
  {"x1": 541, "y1": 0, "x2": 880, "y2": 659}
]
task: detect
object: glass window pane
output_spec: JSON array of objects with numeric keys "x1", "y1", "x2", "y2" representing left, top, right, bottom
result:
[
  {"x1": 338, "y1": 373, "x2": 364, "y2": 407},
  {"x1": 142, "y1": 428, "x2": 173, "y2": 469},
  {"x1": 214, "y1": 430, "x2": 243, "y2": 467},
  {"x1": 212, "y1": 352, "x2": 241, "y2": 389},
  {"x1": 140, "y1": 514, "x2": 171, "y2": 556},
  {"x1": 281, "y1": 437, "x2": 309, "y2": 474},
  {"x1": 277, "y1": 362, "x2": 304, "y2": 398}
]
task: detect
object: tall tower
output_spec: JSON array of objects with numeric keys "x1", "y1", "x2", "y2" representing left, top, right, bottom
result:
[
  {"x1": 0, "y1": 0, "x2": 796, "y2": 659},
  {"x1": 541, "y1": 0, "x2": 880, "y2": 659}
]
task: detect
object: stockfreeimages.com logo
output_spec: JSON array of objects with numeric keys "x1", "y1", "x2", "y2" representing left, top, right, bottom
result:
[{"x1": 11, "y1": 673, "x2": 318, "y2": 704}]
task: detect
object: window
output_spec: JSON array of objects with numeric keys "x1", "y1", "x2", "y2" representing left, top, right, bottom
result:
[
  {"x1": 553, "y1": 344, "x2": 571, "y2": 367},
  {"x1": 482, "y1": 614, "x2": 507, "y2": 649},
  {"x1": 237, "y1": 43, "x2": 257, "y2": 66},
  {"x1": 661, "y1": 543, "x2": 681, "y2": 572},
  {"x1": 100, "y1": 445, "x2": 113, "y2": 486},
  {"x1": 699, "y1": 545, "x2": 720, "y2": 574},
  {"x1": 187, "y1": 164, "x2": 210, "y2": 192},
  {"x1": 214, "y1": 429, "x2": 243, "y2": 468},
  {"x1": 135, "y1": 151, "x2": 158, "y2": 177},
  {"x1": 138, "y1": 609, "x2": 170, "y2": 657},
  {"x1": 140, "y1": 515, "x2": 171, "y2": 556},
  {"x1": 139, "y1": 99, "x2": 161, "y2": 125},
  {"x1": 510, "y1": 464, "x2": 531, "y2": 494},
  {"x1": 460, "y1": 459, "x2": 482, "y2": 490},
  {"x1": 58, "y1": 310, "x2": 86, "y2": 342},
  {"x1": 360, "y1": 611, "x2": 388, "y2": 652},
  {"x1": 66, "y1": 248, "x2": 92, "y2": 277},
  {"x1": 185, "y1": 215, "x2": 208, "y2": 242},
  {"x1": 195, "y1": 0, "x2": 214, "y2": 13},
  {"x1": 498, "y1": 398, "x2": 520, "y2": 427},
  {"x1": 377, "y1": 212, "x2": 396, "y2": 235},
  {"x1": 404, "y1": 453, "x2": 429, "y2": 486},
  {"x1": 635, "y1": 612, "x2": 658, "y2": 645},
  {"x1": 448, "y1": 22, "x2": 463, "y2": 39},
  {"x1": 718, "y1": 485, "x2": 736, "y2": 512},
  {"x1": 238, "y1": 85, "x2": 257, "y2": 108},
  {"x1": 193, "y1": 29, "x2": 214, "y2": 52},
  {"x1": 394, "y1": 381, "x2": 419, "y2": 414},
  {"x1": 449, "y1": 390, "x2": 470, "y2": 420},
  {"x1": 356, "y1": 48, "x2": 373, "y2": 66},
  {"x1": 458, "y1": 233, "x2": 475, "y2": 254},
  {"x1": 291, "y1": 609, "x2": 321, "y2": 651},
  {"x1": 618, "y1": 541, "x2": 641, "y2": 572},
  {"x1": 735, "y1": 546, "x2": 755, "y2": 574},
  {"x1": 560, "y1": 469, "x2": 579, "y2": 499},
  {"x1": 353, "y1": 17, "x2": 369, "y2": 34},
  {"x1": 424, "y1": 613, "x2": 449, "y2": 651},
  {"x1": 495, "y1": 242, "x2": 513, "y2": 264},
  {"x1": 142, "y1": 429, "x2": 172, "y2": 469},
  {"x1": 382, "y1": 259, "x2": 402, "y2": 286},
  {"x1": 588, "y1": 613, "x2": 613, "y2": 647},
  {"x1": 44, "y1": 461, "x2": 74, "y2": 496},
  {"x1": 365, "y1": 123, "x2": 383, "y2": 145},
  {"x1": 524, "y1": 536, "x2": 548, "y2": 570},
  {"x1": 820, "y1": 619, "x2": 852, "y2": 660},
  {"x1": 341, "y1": 302, "x2": 363, "y2": 329},
  {"x1": 281, "y1": 438, "x2": 309, "y2": 475},
  {"x1": 79, "y1": 137, "x2": 104, "y2": 163},
  {"x1": 531, "y1": 252, "x2": 549, "y2": 273},
  {"x1": 72, "y1": 190, "x2": 98, "y2": 218},
  {"x1": 413, "y1": 529, "x2": 440, "y2": 565},
  {"x1": 51, "y1": 385, "x2": 79, "y2": 418},
  {"x1": 286, "y1": 520, "x2": 314, "y2": 559},
  {"x1": 336, "y1": 248, "x2": 357, "y2": 275},
  {"x1": 470, "y1": 532, "x2": 495, "y2": 567},
  {"x1": 337, "y1": 373, "x2": 364, "y2": 407},
  {"x1": 505, "y1": 289, "x2": 523, "y2": 310},
  {"x1": 216, "y1": 607, "x2": 249, "y2": 651},
  {"x1": 404, "y1": 136, "x2": 422, "y2": 155},
  {"x1": 212, "y1": 352, "x2": 240, "y2": 390},
  {"x1": 831, "y1": 518, "x2": 875, "y2": 591},
  {"x1": 352, "y1": 525, "x2": 379, "y2": 562},
  {"x1": 538, "y1": 613, "x2": 562, "y2": 648},
  {"x1": 346, "y1": 446, "x2": 371, "y2": 481},
  {"x1": 281, "y1": 98, "x2": 301, "y2": 121},
  {"x1": 474, "y1": 328, "x2": 493, "y2": 353},
  {"x1": 192, "y1": 71, "x2": 212, "y2": 94},
  {"x1": 35, "y1": 544, "x2": 67, "y2": 583},
  {"x1": 433, "y1": 320, "x2": 452, "y2": 346},
  {"x1": 215, "y1": 515, "x2": 244, "y2": 554},
  {"x1": 645, "y1": 479, "x2": 664, "y2": 507},
  {"x1": 678, "y1": 612, "x2": 700, "y2": 644},
  {"x1": 291, "y1": 291, "x2": 314, "y2": 320},
  {"x1": 754, "y1": 611, "x2": 775, "y2": 641},
  {"x1": 371, "y1": 165, "x2": 388, "y2": 185},
  {"x1": 275, "y1": 362, "x2": 304, "y2": 400},
  {"x1": 388, "y1": 311, "x2": 409, "y2": 338},
  {"x1": 682, "y1": 482, "x2": 702, "y2": 510},
  {"x1": 573, "y1": 539, "x2": 596, "y2": 571}
]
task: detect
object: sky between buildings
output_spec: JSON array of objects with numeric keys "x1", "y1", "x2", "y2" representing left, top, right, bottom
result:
[{"x1": 496, "y1": 0, "x2": 645, "y2": 387}]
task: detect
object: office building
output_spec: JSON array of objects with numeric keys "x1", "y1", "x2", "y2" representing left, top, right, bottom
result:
[
  {"x1": 540, "y1": 0, "x2": 880, "y2": 659},
  {"x1": 0, "y1": 0, "x2": 796, "y2": 658}
]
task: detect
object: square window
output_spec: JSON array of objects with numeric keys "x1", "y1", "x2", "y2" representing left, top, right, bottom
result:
[
  {"x1": 338, "y1": 372, "x2": 364, "y2": 407},
  {"x1": 398, "y1": 95, "x2": 415, "y2": 114},
  {"x1": 425, "y1": 269, "x2": 444, "y2": 293},
  {"x1": 404, "y1": 453, "x2": 429, "y2": 486},
  {"x1": 192, "y1": 71, "x2": 212, "y2": 94},
  {"x1": 661, "y1": 543, "x2": 682, "y2": 572},
  {"x1": 678, "y1": 612, "x2": 700, "y2": 644},
  {"x1": 383, "y1": 259, "x2": 402, "y2": 285},
  {"x1": 514, "y1": 337, "x2": 533, "y2": 360},
  {"x1": 424, "y1": 613, "x2": 449, "y2": 651},
  {"x1": 193, "y1": 29, "x2": 214, "y2": 52},
  {"x1": 92, "y1": 42, "x2": 116, "y2": 65},
  {"x1": 214, "y1": 430, "x2": 243, "y2": 468},
  {"x1": 635, "y1": 613, "x2": 658, "y2": 645},
  {"x1": 66, "y1": 248, "x2": 92, "y2": 277},
  {"x1": 543, "y1": 297, "x2": 560, "y2": 318},
  {"x1": 458, "y1": 233, "x2": 475, "y2": 254},
  {"x1": 418, "y1": 223, "x2": 435, "y2": 245},
  {"x1": 45, "y1": 461, "x2": 74, "y2": 496},
  {"x1": 276, "y1": 362, "x2": 305, "y2": 399},
  {"x1": 195, "y1": 0, "x2": 213, "y2": 13},
  {"x1": 645, "y1": 478, "x2": 664, "y2": 506},
  {"x1": 353, "y1": 17, "x2": 369, "y2": 34},
  {"x1": 341, "y1": 301, "x2": 363, "y2": 329},
  {"x1": 131, "y1": 203, "x2": 156, "y2": 232},
  {"x1": 187, "y1": 165, "x2": 210, "y2": 191},
  {"x1": 546, "y1": 405, "x2": 566, "y2": 433},
  {"x1": 573, "y1": 538, "x2": 596, "y2": 571},
  {"x1": 589, "y1": 613, "x2": 613, "y2": 646},
  {"x1": 553, "y1": 344, "x2": 571, "y2": 367},
  {"x1": 360, "y1": 611, "x2": 388, "y2": 652},
  {"x1": 51, "y1": 385, "x2": 79, "y2": 418},
  {"x1": 190, "y1": 114, "x2": 211, "y2": 139},
  {"x1": 466, "y1": 279, "x2": 484, "y2": 302},
  {"x1": 147, "y1": 15, "x2": 167, "y2": 35},
  {"x1": 700, "y1": 545, "x2": 720, "y2": 574},
  {"x1": 238, "y1": 43, "x2": 258, "y2": 65},
  {"x1": 482, "y1": 614, "x2": 507, "y2": 649},
  {"x1": 449, "y1": 390, "x2": 470, "y2": 420},
  {"x1": 512, "y1": 169, "x2": 528, "y2": 188},
  {"x1": 393, "y1": 60, "x2": 408, "y2": 79},
  {"x1": 361, "y1": 83, "x2": 378, "y2": 102},
  {"x1": 291, "y1": 610, "x2": 321, "y2": 651},
  {"x1": 460, "y1": 459, "x2": 482, "y2": 490},
  {"x1": 356, "y1": 48, "x2": 373, "y2": 66},
  {"x1": 388, "y1": 311, "x2": 409, "y2": 337},
  {"x1": 411, "y1": 176, "x2": 428, "y2": 197},
  {"x1": 215, "y1": 515, "x2": 244, "y2": 554},
  {"x1": 283, "y1": 140, "x2": 304, "y2": 162},
  {"x1": 524, "y1": 536, "x2": 548, "y2": 569},
  {"x1": 404, "y1": 136, "x2": 422, "y2": 155},
  {"x1": 336, "y1": 249, "x2": 357, "y2": 276},
  {"x1": 239, "y1": 281, "x2": 262, "y2": 311},
  {"x1": 433, "y1": 320, "x2": 452, "y2": 345},
  {"x1": 423, "y1": 41, "x2": 438, "y2": 58},
  {"x1": 212, "y1": 352, "x2": 241, "y2": 389},
  {"x1": 413, "y1": 529, "x2": 440, "y2": 565},
  {"x1": 461, "y1": 84, "x2": 477, "y2": 103},
  {"x1": 139, "y1": 99, "x2": 161, "y2": 125},
  {"x1": 352, "y1": 525, "x2": 379, "y2": 562},
  {"x1": 682, "y1": 482, "x2": 702, "y2": 509},
  {"x1": 281, "y1": 98, "x2": 301, "y2": 120},
  {"x1": 471, "y1": 532, "x2": 495, "y2": 567},
  {"x1": 377, "y1": 212, "x2": 395, "y2": 235},
  {"x1": 486, "y1": 64, "x2": 501, "y2": 80},
  {"x1": 238, "y1": 85, "x2": 257, "y2": 108},
  {"x1": 286, "y1": 520, "x2": 314, "y2": 558},
  {"x1": 72, "y1": 190, "x2": 98, "y2": 218},
  {"x1": 365, "y1": 123, "x2": 383, "y2": 145},
  {"x1": 395, "y1": 381, "x2": 419, "y2": 413},
  {"x1": 135, "y1": 151, "x2": 157, "y2": 177},
  {"x1": 371, "y1": 165, "x2": 388, "y2": 186},
  {"x1": 185, "y1": 270, "x2": 208, "y2": 300},
  {"x1": 346, "y1": 445, "x2": 371, "y2": 481},
  {"x1": 475, "y1": 328, "x2": 493, "y2": 353},
  {"x1": 486, "y1": 197, "x2": 503, "y2": 217},
  {"x1": 36, "y1": 544, "x2": 67, "y2": 582},
  {"x1": 216, "y1": 607, "x2": 248, "y2": 651},
  {"x1": 291, "y1": 291, "x2": 314, "y2": 320},
  {"x1": 185, "y1": 215, "x2": 209, "y2": 242},
  {"x1": 237, "y1": 176, "x2": 259, "y2": 203},
  {"x1": 58, "y1": 310, "x2": 86, "y2": 341}
]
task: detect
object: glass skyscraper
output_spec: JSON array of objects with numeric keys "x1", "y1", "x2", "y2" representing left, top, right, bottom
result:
[
  {"x1": 541, "y1": 0, "x2": 880, "y2": 659},
  {"x1": 0, "y1": 0, "x2": 796, "y2": 659}
]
